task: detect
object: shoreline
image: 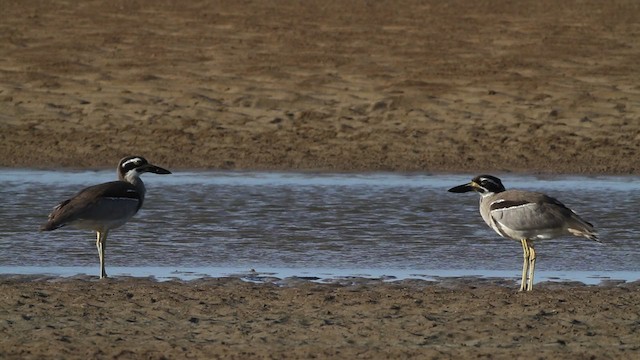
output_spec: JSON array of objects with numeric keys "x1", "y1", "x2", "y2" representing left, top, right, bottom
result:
[
  {"x1": 3, "y1": 165, "x2": 639, "y2": 178},
  {"x1": 2, "y1": 158, "x2": 640, "y2": 176},
  {"x1": 1, "y1": 267, "x2": 638, "y2": 287}
]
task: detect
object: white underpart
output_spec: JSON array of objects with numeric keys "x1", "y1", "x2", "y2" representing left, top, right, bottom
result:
[
  {"x1": 479, "y1": 189, "x2": 495, "y2": 197},
  {"x1": 124, "y1": 168, "x2": 142, "y2": 183}
]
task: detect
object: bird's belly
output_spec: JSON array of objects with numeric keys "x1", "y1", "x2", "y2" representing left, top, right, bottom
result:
[
  {"x1": 498, "y1": 226, "x2": 565, "y2": 241},
  {"x1": 71, "y1": 217, "x2": 132, "y2": 232}
]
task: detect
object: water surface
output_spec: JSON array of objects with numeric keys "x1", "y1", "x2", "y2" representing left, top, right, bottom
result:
[{"x1": 1, "y1": 170, "x2": 638, "y2": 284}]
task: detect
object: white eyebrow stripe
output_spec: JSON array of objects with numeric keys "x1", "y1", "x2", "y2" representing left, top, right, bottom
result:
[{"x1": 122, "y1": 158, "x2": 144, "y2": 167}]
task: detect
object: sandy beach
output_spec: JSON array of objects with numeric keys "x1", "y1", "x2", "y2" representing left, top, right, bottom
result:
[
  {"x1": 1, "y1": 276, "x2": 639, "y2": 359},
  {"x1": 2, "y1": 0, "x2": 640, "y2": 358},
  {"x1": 1, "y1": 0, "x2": 640, "y2": 173}
]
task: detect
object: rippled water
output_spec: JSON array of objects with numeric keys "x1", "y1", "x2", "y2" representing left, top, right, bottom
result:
[{"x1": 1, "y1": 170, "x2": 639, "y2": 283}]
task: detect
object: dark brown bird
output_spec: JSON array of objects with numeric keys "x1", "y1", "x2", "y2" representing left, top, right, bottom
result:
[{"x1": 41, "y1": 156, "x2": 171, "y2": 278}]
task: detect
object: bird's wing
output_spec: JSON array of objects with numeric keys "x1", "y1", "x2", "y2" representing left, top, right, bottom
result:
[
  {"x1": 489, "y1": 190, "x2": 598, "y2": 241},
  {"x1": 489, "y1": 191, "x2": 569, "y2": 232},
  {"x1": 41, "y1": 181, "x2": 140, "y2": 230}
]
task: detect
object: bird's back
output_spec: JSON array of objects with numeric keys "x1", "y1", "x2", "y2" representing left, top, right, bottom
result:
[{"x1": 41, "y1": 181, "x2": 142, "y2": 232}]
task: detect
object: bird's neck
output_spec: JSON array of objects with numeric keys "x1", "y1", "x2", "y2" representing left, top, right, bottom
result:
[
  {"x1": 478, "y1": 191, "x2": 497, "y2": 210},
  {"x1": 122, "y1": 172, "x2": 147, "y2": 202},
  {"x1": 479, "y1": 191, "x2": 496, "y2": 199}
]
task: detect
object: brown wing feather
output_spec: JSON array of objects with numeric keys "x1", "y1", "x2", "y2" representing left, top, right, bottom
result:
[{"x1": 40, "y1": 181, "x2": 140, "y2": 231}]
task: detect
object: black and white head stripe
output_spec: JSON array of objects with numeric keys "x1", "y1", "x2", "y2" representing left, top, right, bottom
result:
[
  {"x1": 117, "y1": 156, "x2": 171, "y2": 181},
  {"x1": 472, "y1": 175, "x2": 506, "y2": 194},
  {"x1": 120, "y1": 156, "x2": 148, "y2": 173},
  {"x1": 116, "y1": 156, "x2": 152, "y2": 182}
]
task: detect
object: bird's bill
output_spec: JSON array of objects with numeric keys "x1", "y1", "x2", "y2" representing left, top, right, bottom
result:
[
  {"x1": 140, "y1": 164, "x2": 172, "y2": 175},
  {"x1": 447, "y1": 182, "x2": 477, "y2": 193}
]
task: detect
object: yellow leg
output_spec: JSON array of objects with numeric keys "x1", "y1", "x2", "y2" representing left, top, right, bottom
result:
[
  {"x1": 519, "y1": 239, "x2": 530, "y2": 292},
  {"x1": 96, "y1": 230, "x2": 108, "y2": 279},
  {"x1": 527, "y1": 241, "x2": 536, "y2": 291},
  {"x1": 95, "y1": 231, "x2": 101, "y2": 270}
]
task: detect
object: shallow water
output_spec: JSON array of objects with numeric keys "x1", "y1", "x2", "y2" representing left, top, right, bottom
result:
[{"x1": 1, "y1": 170, "x2": 639, "y2": 283}]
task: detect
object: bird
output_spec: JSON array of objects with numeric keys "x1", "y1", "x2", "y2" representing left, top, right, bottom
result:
[
  {"x1": 40, "y1": 156, "x2": 171, "y2": 279},
  {"x1": 448, "y1": 175, "x2": 598, "y2": 291}
]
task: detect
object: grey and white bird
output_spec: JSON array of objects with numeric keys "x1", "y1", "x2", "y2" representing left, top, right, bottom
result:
[
  {"x1": 40, "y1": 156, "x2": 171, "y2": 279},
  {"x1": 448, "y1": 175, "x2": 598, "y2": 291}
]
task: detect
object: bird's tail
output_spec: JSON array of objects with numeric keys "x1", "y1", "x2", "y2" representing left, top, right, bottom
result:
[
  {"x1": 40, "y1": 221, "x2": 61, "y2": 232},
  {"x1": 567, "y1": 216, "x2": 599, "y2": 242},
  {"x1": 40, "y1": 200, "x2": 69, "y2": 231},
  {"x1": 568, "y1": 227, "x2": 599, "y2": 242}
]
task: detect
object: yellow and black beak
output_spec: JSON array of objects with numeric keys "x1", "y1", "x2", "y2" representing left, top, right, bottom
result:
[{"x1": 448, "y1": 181, "x2": 478, "y2": 193}]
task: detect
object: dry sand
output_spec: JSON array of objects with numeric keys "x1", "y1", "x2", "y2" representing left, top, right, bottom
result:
[
  {"x1": 1, "y1": 0, "x2": 640, "y2": 358},
  {"x1": 1, "y1": 0, "x2": 640, "y2": 173}
]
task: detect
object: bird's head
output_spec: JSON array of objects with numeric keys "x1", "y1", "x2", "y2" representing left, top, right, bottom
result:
[
  {"x1": 448, "y1": 175, "x2": 506, "y2": 196},
  {"x1": 118, "y1": 156, "x2": 171, "y2": 181}
]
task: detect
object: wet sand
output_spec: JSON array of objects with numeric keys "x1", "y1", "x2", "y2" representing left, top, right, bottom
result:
[
  {"x1": 2, "y1": 0, "x2": 640, "y2": 358},
  {"x1": 1, "y1": 276, "x2": 639, "y2": 359}
]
